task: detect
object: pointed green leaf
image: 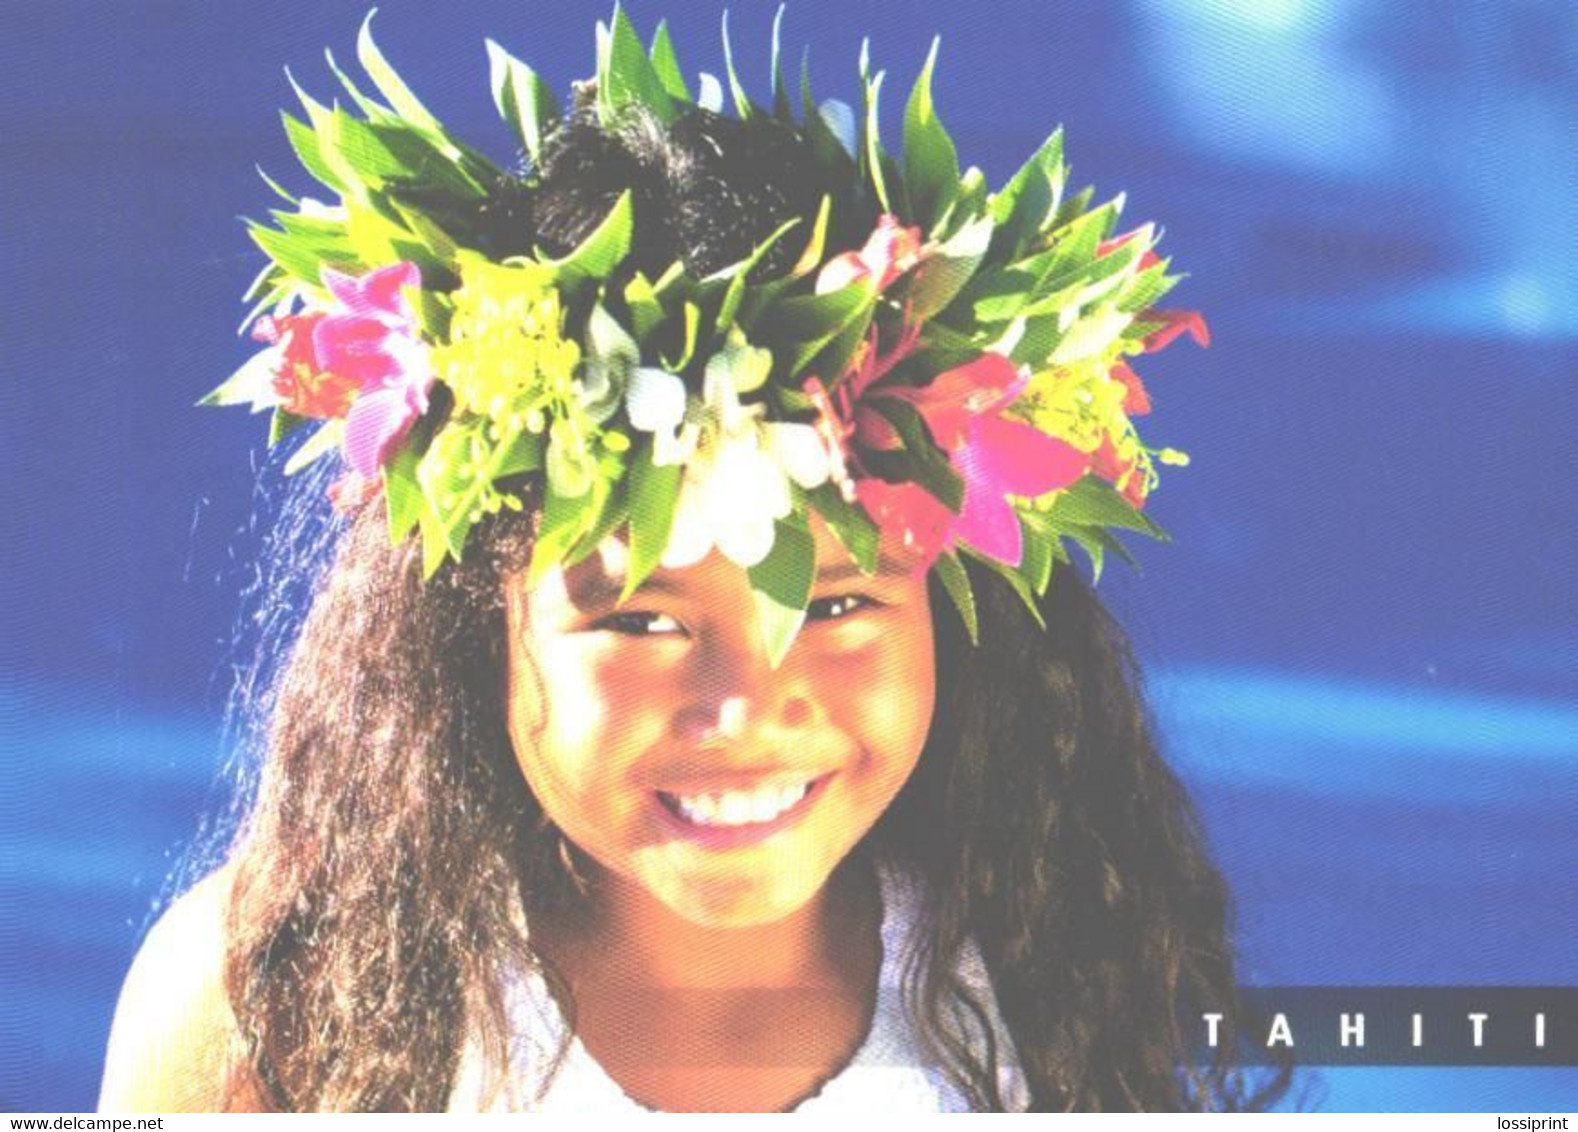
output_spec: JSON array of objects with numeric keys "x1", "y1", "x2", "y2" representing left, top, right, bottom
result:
[
  {"x1": 987, "y1": 128, "x2": 1063, "y2": 264},
  {"x1": 599, "y1": 4, "x2": 676, "y2": 125},
  {"x1": 357, "y1": 10, "x2": 442, "y2": 135},
  {"x1": 529, "y1": 482, "x2": 597, "y2": 587},
  {"x1": 420, "y1": 507, "x2": 454, "y2": 576},
  {"x1": 748, "y1": 516, "x2": 816, "y2": 670},
  {"x1": 269, "y1": 407, "x2": 307, "y2": 447},
  {"x1": 712, "y1": 214, "x2": 801, "y2": 334},
  {"x1": 720, "y1": 9, "x2": 753, "y2": 118},
  {"x1": 199, "y1": 346, "x2": 281, "y2": 410},
  {"x1": 255, "y1": 165, "x2": 298, "y2": 205},
  {"x1": 800, "y1": 49, "x2": 849, "y2": 168},
  {"x1": 960, "y1": 542, "x2": 1046, "y2": 631},
  {"x1": 282, "y1": 111, "x2": 344, "y2": 194},
  {"x1": 1047, "y1": 475, "x2": 1168, "y2": 540},
  {"x1": 907, "y1": 213, "x2": 992, "y2": 321},
  {"x1": 622, "y1": 442, "x2": 684, "y2": 601},
  {"x1": 863, "y1": 397, "x2": 964, "y2": 512},
  {"x1": 487, "y1": 39, "x2": 560, "y2": 164},
  {"x1": 283, "y1": 419, "x2": 343, "y2": 475},
  {"x1": 770, "y1": 4, "x2": 792, "y2": 120},
  {"x1": 623, "y1": 272, "x2": 665, "y2": 342},
  {"x1": 541, "y1": 189, "x2": 633, "y2": 283},
  {"x1": 902, "y1": 37, "x2": 960, "y2": 233},
  {"x1": 932, "y1": 549, "x2": 979, "y2": 645},
  {"x1": 384, "y1": 433, "x2": 427, "y2": 544},
  {"x1": 861, "y1": 69, "x2": 890, "y2": 213},
  {"x1": 806, "y1": 483, "x2": 879, "y2": 574},
  {"x1": 649, "y1": 20, "x2": 692, "y2": 102}
]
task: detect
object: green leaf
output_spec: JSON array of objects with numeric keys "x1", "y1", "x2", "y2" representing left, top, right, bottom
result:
[
  {"x1": 282, "y1": 111, "x2": 344, "y2": 194},
  {"x1": 1115, "y1": 257, "x2": 1177, "y2": 314},
  {"x1": 960, "y1": 542, "x2": 1046, "y2": 631},
  {"x1": 719, "y1": 9, "x2": 753, "y2": 119},
  {"x1": 255, "y1": 165, "x2": 298, "y2": 205},
  {"x1": 539, "y1": 189, "x2": 633, "y2": 285},
  {"x1": 250, "y1": 223, "x2": 355, "y2": 285},
  {"x1": 599, "y1": 4, "x2": 677, "y2": 125},
  {"x1": 383, "y1": 426, "x2": 431, "y2": 545},
  {"x1": 901, "y1": 37, "x2": 960, "y2": 234},
  {"x1": 987, "y1": 128, "x2": 1063, "y2": 264},
  {"x1": 420, "y1": 507, "x2": 454, "y2": 577},
  {"x1": 562, "y1": 469, "x2": 630, "y2": 569},
  {"x1": 863, "y1": 397, "x2": 964, "y2": 512},
  {"x1": 283, "y1": 419, "x2": 343, "y2": 475},
  {"x1": 800, "y1": 49, "x2": 851, "y2": 169},
  {"x1": 770, "y1": 4, "x2": 792, "y2": 120},
  {"x1": 648, "y1": 20, "x2": 691, "y2": 102},
  {"x1": 486, "y1": 39, "x2": 560, "y2": 164},
  {"x1": 1047, "y1": 475, "x2": 1168, "y2": 540},
  {"x1": 323, "y1": 46, "x2": 389, "y2": 122},
  {"x1": 748, "y1": 516, "x2": 817, "y2": 670},
  {"x1": 622, "y1": 442, "x2": 684, "y2": 601},
  {"x1": 268, "y1": 408, "x2": 307, "y2": 447},
  {"x1": 711, "y1": 214, "x2": 801, "y2": 334},
  {"x1": 805, "y1": 483, "x2": 880, "y2": 574},
  {"x1": 758, "y1": 284, "x2": 873, "y2": 376},
  {"x1": 861, "y1": 68, "x2": 890, "y2": 213},
  {"x1": 388, "y1": 196, "x2": 461, "y2": 264},
  {"x1": 907, "y1": 213, "x2": 991, "y2": 321},
  {"x1": 932, "y1": 549, "x2": 979, "y2": 645},
  {"x1": 529, "y1": 482, "x2": 597, "y2": 587},
  {"x1": 661, "y1": 300, "x2": 701, "y2": 371},
  {"x1": 1017, "y1": 509, "x2": 1058, "y2": 597},
  {"x1": 623, "y1": 272, "x2": 665, "y2": 343},
  {"x1": 198, "y1": 346, "x2": 280, "y2": 410},
  {"x1": 357, "y1": 11, "x2": 443, "y2": 136}
]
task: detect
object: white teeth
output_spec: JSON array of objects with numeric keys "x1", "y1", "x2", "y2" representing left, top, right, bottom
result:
[{"x1": 672, "y1": 781, "x2": 812, "y2": 827}]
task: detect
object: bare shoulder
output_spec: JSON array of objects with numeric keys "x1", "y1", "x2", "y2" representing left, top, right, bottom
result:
[{"x1": 97, "y1": 863, "x2": 266, "y2": 1112}]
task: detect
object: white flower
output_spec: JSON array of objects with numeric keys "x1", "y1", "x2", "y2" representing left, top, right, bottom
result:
[
  {"x1": 626, "y1": 366, "x2": 700, "y2": 467},
  {"x1": 652, "y1": 342, "x2": 832, "y2": 570}
]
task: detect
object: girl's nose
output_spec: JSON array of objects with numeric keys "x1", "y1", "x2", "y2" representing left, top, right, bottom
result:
[{"x1": 670, "y1": 630, "x2": 819, "y2": 744}]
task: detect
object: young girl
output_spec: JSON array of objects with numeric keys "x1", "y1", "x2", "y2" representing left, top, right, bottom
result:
[{"x1": 98, "y1": 12, "x2": 1289, "y2": 1112}]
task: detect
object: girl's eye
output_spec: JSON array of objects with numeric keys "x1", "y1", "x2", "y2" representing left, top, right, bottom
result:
[
  {"x1": 807, "y1": 594, "x2": 878, "y2": 621},
  {"x1": 591, "y1": 611, "x2": 686, "y2": 637}
]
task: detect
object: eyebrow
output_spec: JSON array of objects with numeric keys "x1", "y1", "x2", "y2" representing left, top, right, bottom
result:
[{"x1": 566, "y1": 554, "x2": 911, "y2": 607}]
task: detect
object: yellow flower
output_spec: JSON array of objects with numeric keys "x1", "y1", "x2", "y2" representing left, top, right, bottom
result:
[{"x1": 431, "y1": 257, "x2": 583, "y2": 433}]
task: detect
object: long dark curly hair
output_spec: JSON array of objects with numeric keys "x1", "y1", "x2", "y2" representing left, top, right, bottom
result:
[{"x1": 206, "y1": 97, "x2": 1294, "y2": 1112}]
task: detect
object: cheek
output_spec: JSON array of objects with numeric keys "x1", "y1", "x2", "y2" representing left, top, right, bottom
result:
[
  {"x1": 506, "y1": 635, "x2": 669, "y2": 825},
  {"x1": 818, "y1": 611, "x2": 936, "y2": 777}
]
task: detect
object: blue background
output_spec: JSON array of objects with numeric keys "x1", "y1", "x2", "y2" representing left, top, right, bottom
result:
[{"x1": 2, "y1": 0, "x2": 1573, "y2": 1113}]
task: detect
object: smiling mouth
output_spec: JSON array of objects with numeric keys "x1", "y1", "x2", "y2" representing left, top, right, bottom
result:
[{"x1": 655, "y1": 776, "x2": 826, "y2": 828}]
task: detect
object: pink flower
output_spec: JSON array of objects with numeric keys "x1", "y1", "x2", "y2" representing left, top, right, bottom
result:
[
  {"x1": 815, "y1": 214, "x2": 924, "y2": 295},
  {"x1": 254, "y1": 262, "x2": 433, "y2": 477},
  {"x1": 874, "y1": 354, "x2": 1088, "y2": 568}
]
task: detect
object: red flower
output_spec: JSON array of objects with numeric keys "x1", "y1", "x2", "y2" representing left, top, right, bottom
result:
[
  {"x1": 1141, "y1": 309, "x2": 1211, "y2": 353},
  {"x1": 1108, "y1": 361, "x2": 1152, "y2": 416},
  {"x1": 252, "y1": 310, "x2": 359, "y2": 419},
  {"x1": 876, "y1": 354, "x2": 1088, "y2": 568}
]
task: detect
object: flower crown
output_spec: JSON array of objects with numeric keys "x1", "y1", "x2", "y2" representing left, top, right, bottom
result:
[{"x1": 203, "y1": 7, "x2": 1208, "y2": 665}]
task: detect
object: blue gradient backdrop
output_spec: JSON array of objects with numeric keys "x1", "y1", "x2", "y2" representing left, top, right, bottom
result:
[{"x1": 2, "y1": 0, "x2": 1574, "y2": 1113}]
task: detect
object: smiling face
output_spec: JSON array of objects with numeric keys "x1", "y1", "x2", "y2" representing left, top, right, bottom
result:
[{"x1": 503, "y1": 515, "x2": 936, "y2": 929}]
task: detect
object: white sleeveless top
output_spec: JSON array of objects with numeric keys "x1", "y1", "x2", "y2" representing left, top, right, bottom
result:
[{"x1": 449, "y1": 855, "x2": 1031, "y2": 1112}]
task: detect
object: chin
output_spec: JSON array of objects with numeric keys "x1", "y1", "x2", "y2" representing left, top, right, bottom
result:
[{"x1": 640, "y1": 848, "x2": 836, "y2": 929}]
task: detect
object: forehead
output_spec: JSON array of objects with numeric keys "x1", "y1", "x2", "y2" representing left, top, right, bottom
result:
[{"x1": 554, "y1": 511, "x2": 919, "y2": 608}]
